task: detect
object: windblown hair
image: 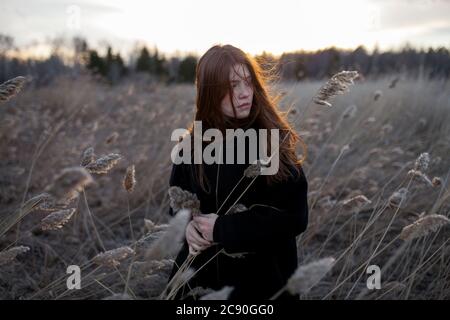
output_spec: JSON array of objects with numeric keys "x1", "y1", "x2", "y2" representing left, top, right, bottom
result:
[{"x1": 186, "y1": 44, "x2": 307, "y2": 192}]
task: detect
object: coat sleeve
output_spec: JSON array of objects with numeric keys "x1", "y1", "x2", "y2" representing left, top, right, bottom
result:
[{"x1": 212, "y1": 167, "x2": 309, "y2": 253}]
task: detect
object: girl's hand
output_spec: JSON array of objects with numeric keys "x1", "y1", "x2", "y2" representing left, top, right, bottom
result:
[
  {"x1": 193, "y1": 213, "x2": 218, "y2": 242},
  {"x1": 185, "y1": 220, "x2": 212, "y2": 253}
]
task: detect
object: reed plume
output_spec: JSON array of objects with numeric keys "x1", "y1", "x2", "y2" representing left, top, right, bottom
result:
[
  {"x1": 84, "y1": 153, "x2": 122, "y2": 174},
  {"x1": 123, "y1": 165, "x2": 136, "y2": 193},
  {"x1": 80, "y1": 147, "x2": 95, "y2": 167},
  {"x1": 40, "y1": 208, "x2": 76, "y2": 231},
  {"x1": 0, "y1": 76, "x2": 27, "y2": 103},
  {"x1": 313, "y1": 71, "x2": 359, "y2": 107},
  {"x1": 414, "y1": 153, "x2": 430, "y2": 172},
  {"x1": 400, "y1": 214, "x2": 449, "y2": 241},
  {"x1": 45, "y1": 167, "x2": 94, "y2": 205},
  {"x1": 93, "y1": 246, "x2": 135, "y2": 268},
  {"x1": 0, "y1": 246, "x2": 30, "y2": 266}
]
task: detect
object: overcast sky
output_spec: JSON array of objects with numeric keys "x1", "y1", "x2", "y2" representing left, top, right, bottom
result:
[{"x1": 1, "y1": 0, "x2": 450, "y2": 57}]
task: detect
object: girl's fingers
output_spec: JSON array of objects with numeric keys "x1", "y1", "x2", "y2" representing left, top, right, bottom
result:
[
  {"x1": 191, "y1": 226, "x2": 211, "y2": 246},
  {"x1": 187, "y1": 223, "x2": 211, "y2": 248}
]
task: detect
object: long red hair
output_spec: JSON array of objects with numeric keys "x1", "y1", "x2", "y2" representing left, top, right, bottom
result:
[{"x1": 187, "y1": 44, "x2": 307, "y2": 192}]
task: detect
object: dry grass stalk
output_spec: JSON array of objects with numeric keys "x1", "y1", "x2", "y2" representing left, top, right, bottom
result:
[
  {"x1": 313, "y1": 71, "x2": 359, "y2": 107},
  {"x1": 84, "y1": 153, "x2": 122, "y2": 174},
  {"x1": 200, "y1": 286, "x2": 234, "y2": 300},
  {"x1": 286, "y1": 257, "x2": 335, "y2": 295},
  {"x1": 399, "y1": 214, "x2": 449, "y2": 241},
  {"x1": 123, "y1": 165, "x2": 136, "y2": 193},
  {"x1": 93, "y1": 246, "x2": 135, "y2": 268},
  {"x1": 168, "y1": 186, "x2": 201, "y2": 216},
  {"x1": 0, "y1": 76, "x2": 27, "y2": 103},
  {"x1": 40, "y1": 208, "x2": 76, "y2": 231},
  {"x1": 45, "y1": 167, "x2": 94, "y2": 205},
  {"x1": 0, "y1": 246, "x2": 30, "y2": 266},
  {"x1": 165, "y1": 267, "x2": 196, "y2": 299}
]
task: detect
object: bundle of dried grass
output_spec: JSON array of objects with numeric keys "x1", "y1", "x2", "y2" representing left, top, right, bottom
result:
[
  {"x1": 145, "y1": 209, "x2": 191, "y2": 261},
  {"x1": 168, "y1": 186, "x2": 201, "y2": 216}
]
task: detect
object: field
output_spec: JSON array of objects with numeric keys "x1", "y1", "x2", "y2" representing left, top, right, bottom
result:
[{"x1": 0, "y1": 74, "x2": 449, "y2": 299}]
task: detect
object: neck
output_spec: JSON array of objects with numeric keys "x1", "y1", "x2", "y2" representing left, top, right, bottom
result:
[{"x1": 223, "y1": 116, "x2": 255, "y2": 130}]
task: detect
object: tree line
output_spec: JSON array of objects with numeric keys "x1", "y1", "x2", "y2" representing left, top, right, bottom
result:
[{"x1": 1, "y1": 35, "x2": 449, "y2": 85}]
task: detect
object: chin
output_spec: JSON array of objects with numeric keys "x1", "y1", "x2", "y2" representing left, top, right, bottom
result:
[{"x1": 237, "y1": 109, "x2": 251, "y2": 119}]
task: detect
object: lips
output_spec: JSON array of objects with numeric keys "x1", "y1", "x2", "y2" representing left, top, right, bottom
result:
[{"x1": 237, "y1": 103, "x2": 250, "y2": 109}]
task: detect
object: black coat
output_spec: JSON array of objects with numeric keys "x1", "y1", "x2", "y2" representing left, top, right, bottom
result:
[{"x1": 167, "y1": 123, "x2": 309, "y2": 300}]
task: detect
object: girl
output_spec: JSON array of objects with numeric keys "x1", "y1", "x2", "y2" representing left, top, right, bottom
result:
[{"x1": 167, "y1": 44, "x2": 309, "y2": 300}]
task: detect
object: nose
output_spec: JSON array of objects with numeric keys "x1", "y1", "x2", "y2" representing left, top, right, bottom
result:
[{"x1": 238, "y1": 84, "x2": 251, "y2": 99}]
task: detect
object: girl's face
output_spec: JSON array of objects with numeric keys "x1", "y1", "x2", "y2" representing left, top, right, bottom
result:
[{"x1": 220, "y1": 63, "x2": 254, "y2": 119}]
